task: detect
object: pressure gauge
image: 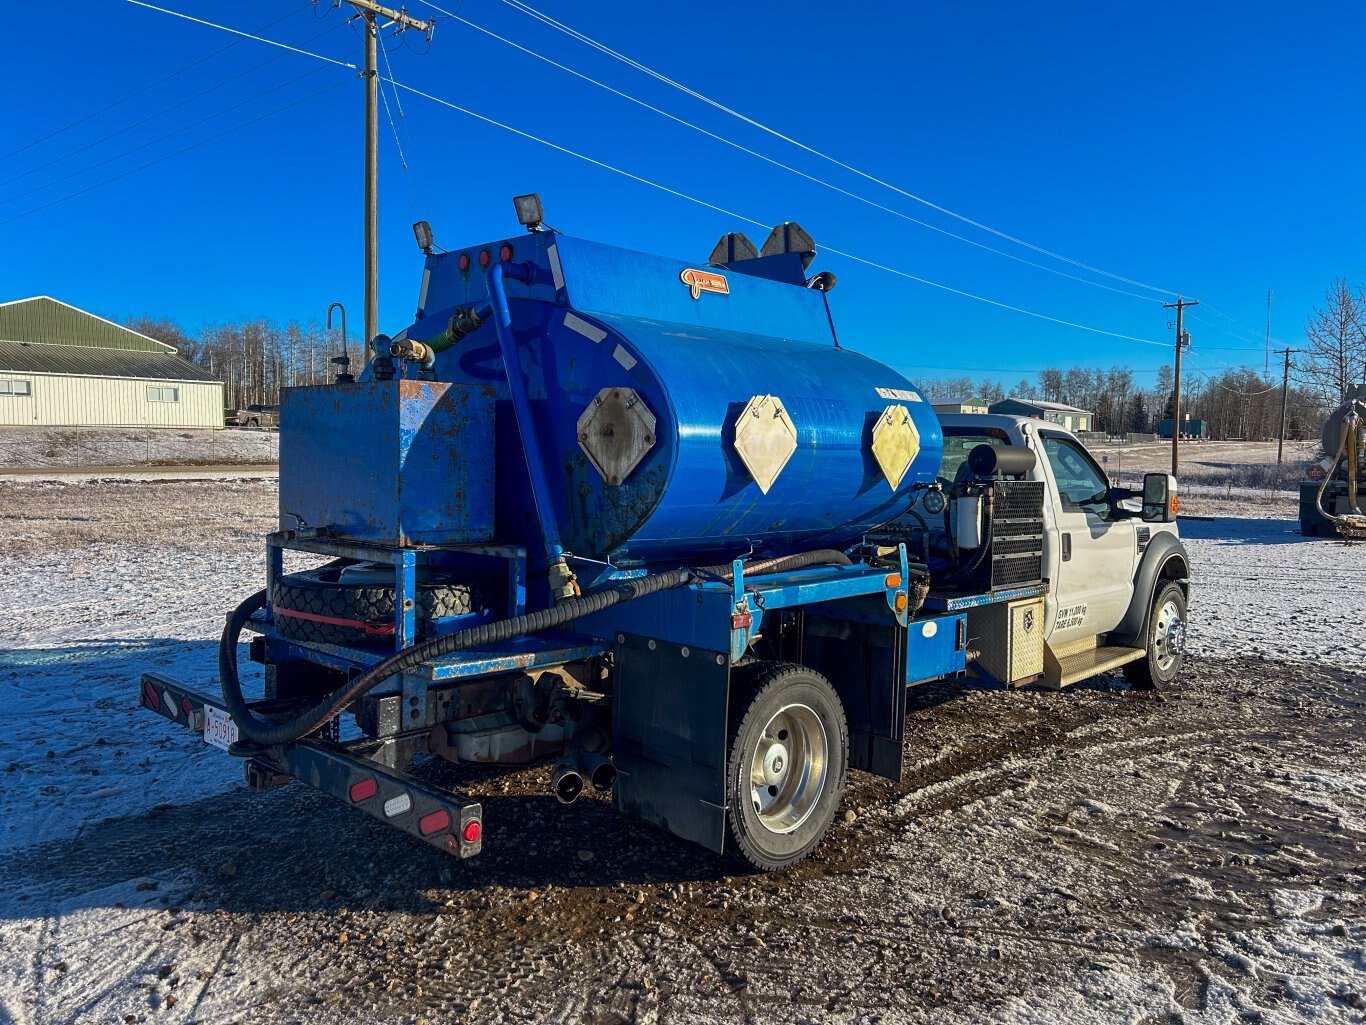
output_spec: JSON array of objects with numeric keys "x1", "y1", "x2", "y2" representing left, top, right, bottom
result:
[{"x1": 922, "y1": 489, "x2": 947, "y2": 515}]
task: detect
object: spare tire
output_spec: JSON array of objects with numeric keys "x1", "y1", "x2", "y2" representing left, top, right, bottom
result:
[{"x1": 270, "y1": 562, "x2": 488, "y2": 647}]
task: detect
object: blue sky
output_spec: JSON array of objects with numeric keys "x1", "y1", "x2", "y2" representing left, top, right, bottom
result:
[{"x1": 3, "y1": 0, "x2": 1364, "y2": 387}]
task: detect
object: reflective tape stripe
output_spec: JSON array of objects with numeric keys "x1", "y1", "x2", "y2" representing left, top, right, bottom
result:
[
  {"x1": 613, "y1": 345, "x2": 637, "y2": 371},
  {"x1": 547, "y1": 243, "x2": 564, "y2": 291},
  {"x1": 564, "y1": 312, "x2": 606, "y2": 343}
]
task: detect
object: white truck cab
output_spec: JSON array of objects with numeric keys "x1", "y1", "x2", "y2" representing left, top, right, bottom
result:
[{"x1": 927, "y1": 414, "x2": 1190, "y2": 689}]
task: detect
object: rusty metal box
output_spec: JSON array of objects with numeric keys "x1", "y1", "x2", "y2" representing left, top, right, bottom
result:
[{"x1": 279, "y1": 380, "x2": 494, "y2": 546}]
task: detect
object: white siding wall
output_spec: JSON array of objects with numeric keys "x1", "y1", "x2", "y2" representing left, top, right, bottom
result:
[{"x1": 0, "y1": 372, "x2": 224, "y2": 428}]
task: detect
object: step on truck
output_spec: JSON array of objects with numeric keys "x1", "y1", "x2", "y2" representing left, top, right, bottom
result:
[{"x1": 138, "y1": 200, "x2": 1190, "y2": 870}]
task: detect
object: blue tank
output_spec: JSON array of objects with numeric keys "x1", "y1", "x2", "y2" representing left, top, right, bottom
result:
[{"x1": 373, "y1": 231, "x2": 943, "y2": 569}]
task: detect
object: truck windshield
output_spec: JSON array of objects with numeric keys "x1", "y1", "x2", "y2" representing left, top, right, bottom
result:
[{"x1": 938, "y1": 428, "x2": 1012, "y2": 484}]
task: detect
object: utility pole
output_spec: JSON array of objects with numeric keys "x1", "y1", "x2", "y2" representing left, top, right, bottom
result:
[
  {"x1": 1163, "y1": 296, "x2": 1199, "y2": 477},
  {"x1": 340, "y1": 2, "x2": 434, "y2": 352},
  {"x1": 1276, "y1": 346, "x2": 1298, "y2": 465},
  {"x1": 1265, "y1": 289, "x2": 1272, "y2": 377}
]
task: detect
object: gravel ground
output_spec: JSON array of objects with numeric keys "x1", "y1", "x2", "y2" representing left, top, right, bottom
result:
[{"x1": 1, "y1": 478, "x2": 1363, "y2": 1025}]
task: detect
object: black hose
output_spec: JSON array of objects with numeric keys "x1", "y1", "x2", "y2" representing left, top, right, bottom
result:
[{"x1": 220, "y1": 548, "x2": 851, "y2": 746}]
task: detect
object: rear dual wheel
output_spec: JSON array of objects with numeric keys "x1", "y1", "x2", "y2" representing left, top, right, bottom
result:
[{"x1": 725, "y1": 662, "x2": 849, "y2": 871}]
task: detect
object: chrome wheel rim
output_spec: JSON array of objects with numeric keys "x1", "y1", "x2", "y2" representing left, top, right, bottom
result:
[
  {"x1": 749, "y1": 703, "x2": 828, "y2": 834},
  {"x1": 1152, "y1": 599, "x2": 1185, "y2": 673}
]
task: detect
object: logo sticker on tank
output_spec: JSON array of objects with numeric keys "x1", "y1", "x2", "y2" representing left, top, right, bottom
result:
[
  {"x1": 679, "y1": 268, "x2": 729, "y2": 300},
  {"x1": 876, "y1": 387, "x2": 922, "y2": 402}
]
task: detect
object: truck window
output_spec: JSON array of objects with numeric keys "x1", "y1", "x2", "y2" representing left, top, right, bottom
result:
[
  {"x1": 939, "y1": 428, "x2": 1011, "y2": 483},
  {"x1": 1039, "y1": 434, "x2": 1110, "y2": 517}
]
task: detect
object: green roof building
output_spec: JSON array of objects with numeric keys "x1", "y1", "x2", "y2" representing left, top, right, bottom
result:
[{"x1": 0, "y1": 297, "x2": 224, "y2": 428}]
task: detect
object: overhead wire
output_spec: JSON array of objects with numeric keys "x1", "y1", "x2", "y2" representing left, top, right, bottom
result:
[
  {"x1": 116, "y1": 1, "x2": 1171, "y2": 352},
  {"x1": 0, "y1": 3, "x2": 311, "y2": 163},
  {"x1": 376, "y1": 17, "x2": 430, "y2": 218},
  {"x1": 0, "y1": 17, "x2": 352, "y2": 193},
  {"x1": 481, "y1": 0, "x2": 1183, "y2": 298},
  {"x1": 1, "y1": 75, "x2": 353, "y2": 226},
  {"x1": 0, "y1": 63, "x2": 337, "y2": 207},
  {"x1": 493, "y1": 2, "x2": 1313, "y2": 372},
  {"x1": 390, "y1": 77, "x2": 1170, "y2": 348},
  {"x1": 428, "y1": 7, "x2": 1163, "y2": 304}
]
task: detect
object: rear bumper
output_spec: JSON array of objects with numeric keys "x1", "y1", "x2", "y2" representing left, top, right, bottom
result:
[{"x1": 138, "y1": 672, "x2": 484, "y2": 858}]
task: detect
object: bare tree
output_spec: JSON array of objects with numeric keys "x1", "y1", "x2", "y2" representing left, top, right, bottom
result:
[{"x1": 1301, "y1": 277, "x2": 1366, "y2": 402}]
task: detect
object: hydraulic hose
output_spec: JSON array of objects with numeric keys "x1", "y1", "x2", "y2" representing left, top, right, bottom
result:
[
  {"x1": 1316, "y1": 421, "x2": 1351, "y2": 522},
  {"x1": 219, "y1": 549, "x2": 852, "y2": 746}
]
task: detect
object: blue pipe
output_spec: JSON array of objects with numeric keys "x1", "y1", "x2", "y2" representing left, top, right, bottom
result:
[{"x1": 487, "y1": 260, "x2": 564, "y2": 561}]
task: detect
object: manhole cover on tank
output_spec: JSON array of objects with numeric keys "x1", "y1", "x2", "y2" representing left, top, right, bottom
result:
[{"x1": 577, "y1": 387, "x2": 657, "y2": 486}]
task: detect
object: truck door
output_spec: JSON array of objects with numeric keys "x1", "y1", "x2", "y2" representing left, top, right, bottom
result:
[{"x1": 1035, "y1": 430, "x2": 1136, "y2": 644}]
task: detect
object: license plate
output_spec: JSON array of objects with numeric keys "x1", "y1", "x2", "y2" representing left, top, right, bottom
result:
[{"x1": 203, "y1": 704, "x2": 239, "y2": 751}]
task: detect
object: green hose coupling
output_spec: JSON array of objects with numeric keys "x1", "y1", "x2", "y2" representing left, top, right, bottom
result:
[{"x1": 445, "y1": 305, "x2": 486, "y2": 347}]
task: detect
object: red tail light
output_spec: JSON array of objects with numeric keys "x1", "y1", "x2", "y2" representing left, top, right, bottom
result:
[
  {"x1": 462, "y1": 820, "x2": 482, "y2": 843},
  {"x1": 419, "y1": 810, "x2": 451, "y2": 836},
  {"x1": 349, "y1": 778, "x2": 377, "y2": 803}
]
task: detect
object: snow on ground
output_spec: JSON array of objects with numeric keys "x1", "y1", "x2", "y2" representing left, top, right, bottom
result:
[
  {"x1": 1, "y1": 476, "x2": 1364, "y2": 1025},
  {"x1": 1181, "y1": 514, "x2": 1362, "y2": 665},
  {"x1": 0, "y1": 426, "x2": 277, "y2": 470}
]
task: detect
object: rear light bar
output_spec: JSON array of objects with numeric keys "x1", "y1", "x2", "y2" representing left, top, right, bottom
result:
[{"x1": 137, "y1": 673, "x2": 483, "y2": 859}]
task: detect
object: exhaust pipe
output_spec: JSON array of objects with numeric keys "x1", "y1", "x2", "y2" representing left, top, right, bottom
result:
[
  {"x1": 581, "y1": 753, "x2": 616, "y2": 792},
  {"x1": 550, "y1": 761, "x2": 583, "y2": 804}
]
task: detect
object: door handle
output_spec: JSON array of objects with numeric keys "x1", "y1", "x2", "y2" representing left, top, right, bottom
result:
[{"x1": 1061, "y1": 533, "x2": 1072, "y2": 562}]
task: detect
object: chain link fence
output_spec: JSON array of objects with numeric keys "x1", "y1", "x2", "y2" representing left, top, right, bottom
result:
[{"x1": 0, "y1": 425, "x2": 279, "y2": 470}]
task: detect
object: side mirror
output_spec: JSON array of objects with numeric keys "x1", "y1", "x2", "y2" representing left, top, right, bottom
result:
[
  {"x1": 1110, "y1": 486, "x2": 1141, "y2": 516},
  {"x1": 1142, "y1": 473, "x2": 1178, "y2": 522}
]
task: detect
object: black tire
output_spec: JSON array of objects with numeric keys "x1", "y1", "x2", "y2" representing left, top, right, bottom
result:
[
  {"x1": 270, "y1": 563, "x2": 486, "y2": 647},
  {"x1": 1123, "y1": 580, "x2": 1187, "y2": 691},
  {"x1": 247, "y1": 418, "x2": 260, "y2": 428},
  {"x1": 724, "y1": 661, "x2": 848, "y2": 871}
]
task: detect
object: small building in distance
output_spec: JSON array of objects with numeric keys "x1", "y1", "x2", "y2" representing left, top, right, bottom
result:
[
  {"x1": 931, "y1": 395, "x2": 990, "y2": 415},
  {"x1": 989, "y1": 397, "x2": 1093, "y2": 433},
  {"x1": 0, "y1": 296, "x2": 223, "y2": 428},
  {"x1": 1157, "y1": 417, "x2": 1209, "y2": 440}
]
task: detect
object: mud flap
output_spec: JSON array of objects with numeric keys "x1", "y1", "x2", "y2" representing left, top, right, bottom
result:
[
  {"x1": 610, "y1": 633, "x2": 730, "y2": 853},
  {"x1": 803, "y1": 617, "x2": 907, "y2": 780}
]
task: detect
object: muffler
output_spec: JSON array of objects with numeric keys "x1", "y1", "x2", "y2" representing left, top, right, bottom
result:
[
  {"x1": 580, "y1": 753, "x2": 617, "y2": 792},
  {"x1": 550, "y1": 761, "x2": 584, "y2": 804}
]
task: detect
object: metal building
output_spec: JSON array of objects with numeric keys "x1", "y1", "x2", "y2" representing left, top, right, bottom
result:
[
  {"x1": 989, "y1": 397, "x2": 1093, "y2": 433},
  {"x1": 931, "y1": 395, "x2": 990, "y2": 415},
  {"x1": 0, "y1": 296, "x2": 223, "y2": 428}
]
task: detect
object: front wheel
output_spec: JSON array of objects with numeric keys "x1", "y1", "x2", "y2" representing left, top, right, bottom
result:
[
  {"x1": 1123, "y1": 580, "x2": 1187, "y2": 690},
  {"x1": 725, "y1": 662, "x2": 848, "y2": 871}
]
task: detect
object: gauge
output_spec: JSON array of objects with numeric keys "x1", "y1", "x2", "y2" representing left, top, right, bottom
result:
[{"x1": 922, "y1": 489, "x2": 947, "y2": 515}]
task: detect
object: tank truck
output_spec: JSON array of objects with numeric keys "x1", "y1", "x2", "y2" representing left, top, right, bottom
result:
[
  {"x1": 1301, "y1": 385, "x2": 1366, "y2": 538},
  {"x1": 137, "y1": 200, "x2": 1190, "y2": 870}
]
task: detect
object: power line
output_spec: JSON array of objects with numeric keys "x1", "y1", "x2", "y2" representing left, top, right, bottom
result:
[
  {"x1": 391, "y1": 77, "x2": 1170, "y2": 349},
  {"x1": 1, "y1": 77, "x2": 353, "y2": 226},
  {"x1": 125, "y1": 1, "x2": 359, "y2": 71},
  {"x1": 432, "y1": 7, "x2": 1164, "y2": 305},
  {"x1": 478, "y1": 0, "x2": 1183, "y2": 298},
  {"x1": 0, "y1": 64, "x2": 335, "y2": 207},
  {"x1": 115, "y1": 3, "x2": 1171, "y2": 352},
  {"x1": 0, "y1": 18, "x2": 351, "y2": 191},
  {"x1": 0, "y1": 3, "x2": 311, "y2": 163}
]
